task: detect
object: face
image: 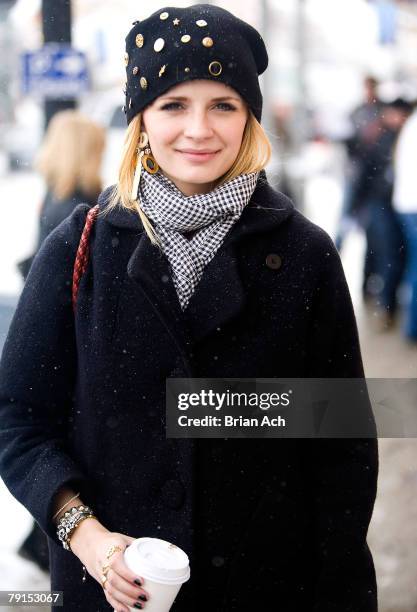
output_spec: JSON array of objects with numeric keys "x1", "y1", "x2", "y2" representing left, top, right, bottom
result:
[{"x1": 142, "y1": 80, "x2": 249, "y2": 196}]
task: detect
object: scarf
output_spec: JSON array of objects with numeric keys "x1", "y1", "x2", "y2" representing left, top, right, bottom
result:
[{"x1": 138, "y1": 170, "x2": 259, "y2": 310}]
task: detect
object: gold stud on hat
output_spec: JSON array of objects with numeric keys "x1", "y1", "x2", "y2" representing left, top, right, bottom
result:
[
  {"x1": 181, "y1": 34, "x2": 191, "y2": 43},
  {"x1": 132, "y1": 66, "x2": 139, "y2": 75},
  {"x1": 202, "y1": 37, "x2": 214, "y2": 48},
  {"x1": 160, "y1": 11, "x2": 169, "y2": 20},
  {"x1": 159, "y1": 64, "x2": 167, "y2": 77},
  {"x1": 154, "y1": 38, "x2": 165, "y2": 52},
  {"x1": 173, "y1": 18, "x2": 180, "y2": 26},
  {"x1": 140, "y1": 77, "x2": 148, "y2": 90},
  {"x1": 208, "y1": 61, "x2": 222, "y2": 76},
  {"x1": 135, "y1": 34, "x2": 144, "y2": 48},
  {"x1": 184, "y1": 67, "x2": 191, "y2": 73},
  {"x1": 124, "y1": 52, "x2": 129, "y2": 66},
  {"x1": 196, "y1": 19, "x2": 207, "y2": 27}
]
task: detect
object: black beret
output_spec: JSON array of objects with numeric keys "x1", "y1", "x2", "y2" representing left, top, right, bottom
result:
[{"x1": 124, "y1": 4, "x2": 268, "y2": 124}]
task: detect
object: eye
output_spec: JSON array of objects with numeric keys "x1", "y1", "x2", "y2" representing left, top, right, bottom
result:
[
  {"x1": 160, "y1": 102, "x2": 183, "y2": 111},
  {"x1": 215, "y1": 102, "x2": 236, "y2": 111}
]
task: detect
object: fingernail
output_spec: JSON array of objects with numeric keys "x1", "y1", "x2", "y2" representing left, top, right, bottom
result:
[
  {"x1": 134, "y1": 604, "x2": 143, "y2": 610},
  {"x1": 134, "y1": 579, "x2": 142, "y2": 586},
  {"x1": 138, "y1": 594, "x2": 147, "y2": 601}
]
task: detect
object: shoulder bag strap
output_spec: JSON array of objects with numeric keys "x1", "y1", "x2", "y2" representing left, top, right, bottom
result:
[{"x1": 72, "y1": 204, "x2": 100, "y2": 312}]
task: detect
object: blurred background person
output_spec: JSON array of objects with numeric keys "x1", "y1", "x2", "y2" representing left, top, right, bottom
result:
[
  {"x1": 350, "y1": 98, "x2": 412, "y2": 329},
  {"x1": 335, "y1": 76, "x2": 384, "y2": 258},
  {"x1": 17, "y1": 110, "x2": 106, "y2": 280},
  {"x1": 348, "y1": 76, "x2": 383, "y2": 157},
  {"x1": 393, "y1": 103, "x2": 417, "y2": 342}
]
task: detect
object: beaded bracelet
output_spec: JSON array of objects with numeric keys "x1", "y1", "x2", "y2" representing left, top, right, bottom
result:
[{"x1": 56, "y1": 505, "x2": 96, "y2": 551}]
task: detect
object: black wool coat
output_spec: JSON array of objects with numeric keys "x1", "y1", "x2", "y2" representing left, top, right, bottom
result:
[{"x1": 0, "y1": 172, "x2": 378, "y2": 612}]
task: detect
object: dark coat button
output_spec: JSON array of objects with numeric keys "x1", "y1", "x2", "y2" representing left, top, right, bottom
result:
[
  {"x1": 265, "y1": 253, "x2": 282, "y2": 270},
  {"x1": 160, "y1": 478, "x2": 185, "y2": 509}
]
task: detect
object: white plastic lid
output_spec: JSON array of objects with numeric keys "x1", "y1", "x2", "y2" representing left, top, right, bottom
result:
[{"x1": 124, "y1": 538, "x2": 190, "y2": 585}]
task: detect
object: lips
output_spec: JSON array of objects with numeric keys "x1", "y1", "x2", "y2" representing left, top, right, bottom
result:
[
  {"x1": 179, "y1": 149, "x2": 219, "y2": 154},
  {"x1": 176, "y1": 149, "x2": 220, "y2": 162}
]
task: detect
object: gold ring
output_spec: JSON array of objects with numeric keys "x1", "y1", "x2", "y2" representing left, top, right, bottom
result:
[
  {"x1": 101, "y1": 574, "x2": 108, "y2": 590},
  {"x1": 106, "y1": 545, "x2": 122, "y2": 560}
]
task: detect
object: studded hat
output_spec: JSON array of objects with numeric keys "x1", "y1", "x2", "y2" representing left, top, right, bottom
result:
[{"x1": 123, "y1": 4, "x2": 268, "y2": 124}]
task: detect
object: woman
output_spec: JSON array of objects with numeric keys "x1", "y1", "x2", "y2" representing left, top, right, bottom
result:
[
  {"x1": 17, "y1": 110, "x2": 105, "y2": 280},
  {"x1": 0, "y1": 5, "x2": 378, "y2": 612}
]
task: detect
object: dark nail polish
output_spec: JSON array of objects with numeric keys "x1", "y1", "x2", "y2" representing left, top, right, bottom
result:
[
  {"x1": 138, "y1": 594, "x2": 147, "y2": 601},
  {"x1": 134, "y1": 579, "x2": 142, "y2": 586},
  {"x1": 134, "y1": 604, "x2": 143, "y2": 610}
]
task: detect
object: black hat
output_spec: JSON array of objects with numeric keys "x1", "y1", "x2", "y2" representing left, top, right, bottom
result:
[
  {"x1": 384, "y1": 97, "x2": 413, "y2": 114},
  {"x1": 123, "y1": 4, "x2": 268, "y2": 124}
]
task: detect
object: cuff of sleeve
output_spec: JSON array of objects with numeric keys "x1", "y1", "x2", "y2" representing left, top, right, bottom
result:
[{"x1": 21, "y1": 447, "x2": 90, "y2": 547}]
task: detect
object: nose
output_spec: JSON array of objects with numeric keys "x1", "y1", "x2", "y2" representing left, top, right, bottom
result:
[{"x1": 183, "y1": 110, "x2": 214, "y2": 140}]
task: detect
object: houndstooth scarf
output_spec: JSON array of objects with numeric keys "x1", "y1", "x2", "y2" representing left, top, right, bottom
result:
[{"x1": 138, "y1": 170, "x2": 259, "y2": 311}]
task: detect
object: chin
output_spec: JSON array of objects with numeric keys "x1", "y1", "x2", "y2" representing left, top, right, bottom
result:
[
  {"x1": 176, "y1": 169, "x2": 222, "y2": 184},
  {"x1": 185, "y1": 161, "x2": 231, "y2": 179}
]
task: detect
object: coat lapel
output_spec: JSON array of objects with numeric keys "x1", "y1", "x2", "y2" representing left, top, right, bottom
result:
[
  {"x1": 126, "y1": 231, "x2": 193, "y2": 366},
  {"x1": 100, "y1": 172, "x2": 294, "y2": 353}
]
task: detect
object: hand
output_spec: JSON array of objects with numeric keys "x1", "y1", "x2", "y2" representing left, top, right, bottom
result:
[{"x1": 70, "y1": 519, "x2": 150, "y2": 611}]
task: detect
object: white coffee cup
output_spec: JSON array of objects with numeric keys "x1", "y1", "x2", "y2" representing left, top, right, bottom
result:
[{"x1": 123, "y1": 537, "x2": 190, "y2": 612}]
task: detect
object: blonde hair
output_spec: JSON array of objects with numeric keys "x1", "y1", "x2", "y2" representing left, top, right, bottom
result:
[
  {"x1": 35, "y1": 110, "x2": 105, "y2": 201},
  {"x1": 105, "y1": 109, "x2": 272, "y2": 247}
]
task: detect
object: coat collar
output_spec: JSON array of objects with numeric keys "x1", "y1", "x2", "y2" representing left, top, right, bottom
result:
[{"x1": 99, "y1": 171, "x2": 294, "y2": 357}]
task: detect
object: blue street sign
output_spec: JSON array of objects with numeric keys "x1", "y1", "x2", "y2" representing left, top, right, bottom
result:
[{"x1": 21, "y1": 44, "x2": 89, "y2": 98}]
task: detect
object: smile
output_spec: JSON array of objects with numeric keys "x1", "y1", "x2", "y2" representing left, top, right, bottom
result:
[{"x1": 176, "y1": 150, "x2": 220, "y2": 162}]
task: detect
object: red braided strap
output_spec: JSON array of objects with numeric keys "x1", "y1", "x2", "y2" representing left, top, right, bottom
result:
[{"x1": 72, "y1": 204, "x2": 99, "y2": 311}]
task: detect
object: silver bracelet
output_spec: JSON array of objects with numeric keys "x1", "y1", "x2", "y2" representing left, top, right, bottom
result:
[{"x1": 57, "y1": 505, "x2": 95, "y2": 551}]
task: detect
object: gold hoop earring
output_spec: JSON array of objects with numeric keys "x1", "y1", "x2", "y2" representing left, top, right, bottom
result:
[
  {"x1": 139, "y1": 131, "x2": 159, "y2": 174},
  {"x1": 130, "y1": 132, "x2": 159, "y2": 201},
  {"x1": 141, "y1": 147, "x2": 159, "y2": 174}
]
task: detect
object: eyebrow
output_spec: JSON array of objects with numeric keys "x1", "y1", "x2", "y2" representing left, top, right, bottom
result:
[{"x1": 158, "y1": 95, "x2": 242, "y2": 103}]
